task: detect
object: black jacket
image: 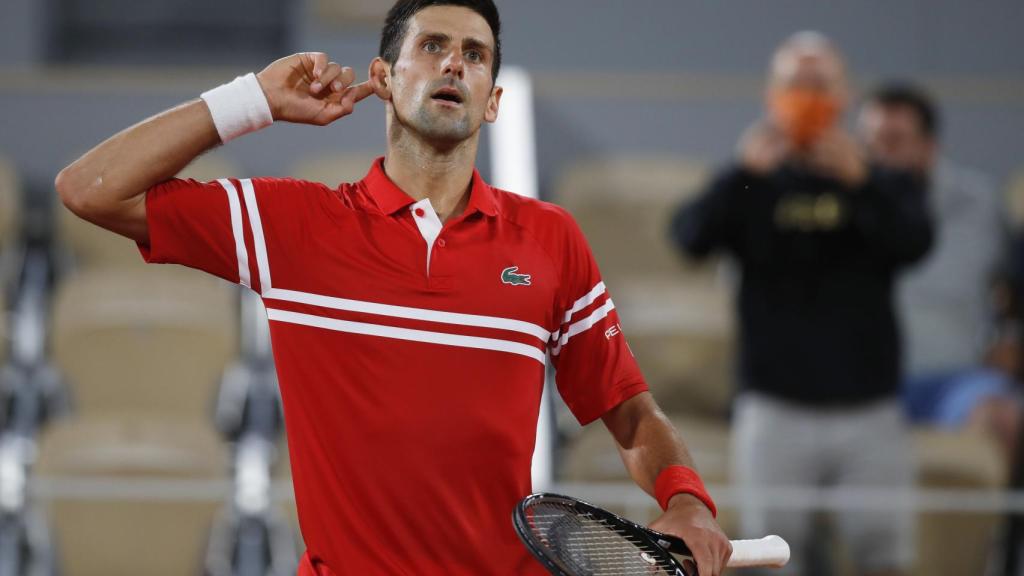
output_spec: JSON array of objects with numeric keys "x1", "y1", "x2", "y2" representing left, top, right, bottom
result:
[{"x1": 670, "y1": 162, "x2": 933, "y2": 406}]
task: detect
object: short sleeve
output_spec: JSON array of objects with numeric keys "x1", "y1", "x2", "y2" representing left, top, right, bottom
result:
[
  {"x1": 139, "y1": 176, "x2": 324, "y2": 293},
  {"x1": 549, "y1": 212, "x2": 648, "y2": 425}
]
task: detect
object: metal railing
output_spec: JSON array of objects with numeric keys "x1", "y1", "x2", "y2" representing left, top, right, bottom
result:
[{"x1": 0, "y1": 235, "x2": 65, "y2": 576}]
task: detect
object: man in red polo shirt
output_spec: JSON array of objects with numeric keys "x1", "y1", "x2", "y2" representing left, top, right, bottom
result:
[{"x1": 55, "y1": 1, "x2": 731, "y2": 574}]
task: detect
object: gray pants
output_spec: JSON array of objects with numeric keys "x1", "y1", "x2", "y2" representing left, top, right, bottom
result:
[{"x1": 732, "y1": 393, "x2": 915, "y2": 575}]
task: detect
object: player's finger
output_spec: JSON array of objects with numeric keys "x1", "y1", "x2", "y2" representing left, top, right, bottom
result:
[
  {"x1": 334, "y1": 67, "x2": 356, "y2": 91},
  {"x1": 343, "y1": 81, "x2": 375, "y2": 105},
  {"x1": 311, "y1": 62, "x2": 343, "y2": 94},
  {"x1": 721, "y1": 540, "x2": 733, "y2": 573},
  {"x1": 693, "y1": 545, "x2": 718, "y2": 576},
  {"x1": 321, "y1": 81, "x2": 382, "y2": 122},
  {"x1": 320, "y1": 65, "x2": 355, "y2": 94},
  {"x1": 309, "y1": 52, "x2": 329, "y2": 78},
  {"x1": 323, "y1": 93, "x2": 363, "y2": 121},
  {"x1": 711, "y1": 541, "x2": 728, "y2": 576}
]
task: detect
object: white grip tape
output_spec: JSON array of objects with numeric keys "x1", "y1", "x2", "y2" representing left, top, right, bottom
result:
[
  {"x1": 201, "y1": 72, "x2": 274, "y2": 143},
  {"x1": 726, "y1": 535, "x2": 790, "y2": 568}
]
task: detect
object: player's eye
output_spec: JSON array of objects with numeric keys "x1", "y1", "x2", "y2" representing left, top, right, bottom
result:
[
  {"x1": 465, "y1": 50, "x2": 483, "y2": 64},
  {"x1": 423, "y1": 41, "x2": 442, "y2": 54}
]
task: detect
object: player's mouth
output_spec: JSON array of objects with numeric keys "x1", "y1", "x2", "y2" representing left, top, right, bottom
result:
[{"x1": 430, "y1": 87, "x2": 465, "y2": 108}]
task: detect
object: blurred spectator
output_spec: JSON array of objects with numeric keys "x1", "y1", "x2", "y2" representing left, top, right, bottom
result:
[
  {"x1": 859, "y1": 83, "x2": 1021, "y2": 461},
  {"x1": 670, "y1": 32, "x2": 933, "y2": 576}
]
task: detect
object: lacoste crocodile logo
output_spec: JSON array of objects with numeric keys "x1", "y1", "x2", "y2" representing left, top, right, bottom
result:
[{"x1": 501, "y1": 266, "x2": 532, "y2": 286}]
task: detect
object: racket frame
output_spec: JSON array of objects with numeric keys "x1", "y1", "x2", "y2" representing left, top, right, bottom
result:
[{"x1": 513, "y1": 492, "x2": 692, "y2": 576}]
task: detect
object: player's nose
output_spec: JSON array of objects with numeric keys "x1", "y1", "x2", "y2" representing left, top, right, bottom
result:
[{"x1": 442, "y1": 49, "x2": 465, "y2": 79}]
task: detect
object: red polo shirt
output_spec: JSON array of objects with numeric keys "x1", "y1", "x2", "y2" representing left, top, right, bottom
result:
[{"x1": 139, "y1": 158, "x2": 648, "y2": 575}]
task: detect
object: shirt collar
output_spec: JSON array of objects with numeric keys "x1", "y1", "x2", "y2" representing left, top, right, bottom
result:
[{"x1": 361, "y1": 157, "x2": 499, "y2": 218}]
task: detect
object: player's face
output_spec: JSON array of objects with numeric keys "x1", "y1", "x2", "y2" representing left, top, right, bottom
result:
[
  {"x1": 859, "y1": 103, "x2": 935, "y2": 174},
  {"x1": 389, "y1": 6, "x2": 501, "y2": 145}
]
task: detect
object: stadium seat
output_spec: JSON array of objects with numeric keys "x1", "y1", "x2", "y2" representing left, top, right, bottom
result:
[
  {"x1": 0, "y1": 155, "x2": 21, "y2": 369},
  {"x1": 35, "y1": 415, "x2": 227, "y2": 576},
  {"x1": 825, "y1": 428, "x2": 1008, "y2": 576},
  {"x1": 39, "y1": 265, "x2": 236, "y2": 575},
  {"x1": 288, "y1": 152, "x2": 380, "y2": 186},
  {"x1": 0, "y1": 155, "x2": 19, "y2": 250},
  {"x1": 913, "y1": 427, "x2": 1006, "y2": 576},
  {"x1": 552, "y1": 156, "x2": 712, "y2": 284},
  {"x1": 1005, "y1": 168, "x2": 1024, "y2": 229},
  {"x1": 0, "y1": 289, "x2": 6, "y2": 368},
  {"x1": 59, "y1": 152, "x2": 240, "y2": 270},
  {"x1": 51, "y1": 267, "x2": 236, "y2": 419}
]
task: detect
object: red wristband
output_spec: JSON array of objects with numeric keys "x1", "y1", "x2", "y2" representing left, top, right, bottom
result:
[{"x1": 655, "y1": 465, "x2": 717, "y2": 518}]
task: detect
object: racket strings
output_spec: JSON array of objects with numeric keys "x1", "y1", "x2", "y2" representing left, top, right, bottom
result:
[{"x1": 524, "y1": 502, "x2": 679, "y2": 575}]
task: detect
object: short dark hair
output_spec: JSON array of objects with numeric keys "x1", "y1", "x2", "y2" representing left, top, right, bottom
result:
[
  {"x1": 379, "y1": 0, "x2": 502, "y2": 82},
  {"x1": 865, "y1": 82, "x2": 941, "y2": 139}
]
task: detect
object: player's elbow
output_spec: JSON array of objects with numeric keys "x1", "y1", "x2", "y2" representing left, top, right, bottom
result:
[
  {"x1": 56, "y1": 165, "x2": 82, "y2": 213},
  {"x1": 56, "y1": 165, "x2": 102, "y2": 220}
]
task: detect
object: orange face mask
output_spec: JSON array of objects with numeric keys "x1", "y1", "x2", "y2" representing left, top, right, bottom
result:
[{"x1": 769, "y1": 89, "x2": 840, "y2": 149}]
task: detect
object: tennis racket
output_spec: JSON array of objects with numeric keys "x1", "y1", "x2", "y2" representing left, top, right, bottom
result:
[{"x1": 514, "y1": 493, "x2": 789, "y2": 576}]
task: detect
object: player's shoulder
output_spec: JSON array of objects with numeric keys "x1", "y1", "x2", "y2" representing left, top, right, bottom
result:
[
  {"x1": 490, "y1": 188, "x2": 591, "y2": 268},
  {"x1": 246, "y1": 176, "x2": 334, "y2": 194},
  {"x1": 245, "y1": 176, "x2": 360, "y2": 211},
  {"x1": 492, "y1": 187, "x2": 581, "y2": 235}
]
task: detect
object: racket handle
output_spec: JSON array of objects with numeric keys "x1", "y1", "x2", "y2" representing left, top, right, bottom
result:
[{"x1": 727, "y1": 535, "x2": 790, "y2": 568}]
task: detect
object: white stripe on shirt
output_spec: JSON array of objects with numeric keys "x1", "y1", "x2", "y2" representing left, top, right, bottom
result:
[
  {"x1": 551, "y1": 298, "x2": 616, "y2": 356},
  {"x1": 266, "y1": 308, "x2": 547, "y2": 364},
  {"x1": 550, "y1": 281, "x2": 608, "y2": 343},
  {"x1": 240, "y1": 178, "x2": 272, "y2": 293},
  {"x1": 218, "y1": 179, "x2": 250, "y2": 288},
  {"x1": 264, "y1": 288, "x2": 551, "y2": 343},
  {"x1": 561, "y1": 281, "x2": 607, "y2": 325}
]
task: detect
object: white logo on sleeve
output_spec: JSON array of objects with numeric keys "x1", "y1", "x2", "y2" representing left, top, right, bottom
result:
[{"x1": 604, "y1": 324, "x2": 621, "y2": 339}]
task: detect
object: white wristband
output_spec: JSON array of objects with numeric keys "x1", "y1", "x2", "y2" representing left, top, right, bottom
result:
[{"x1": 201, "y1": 72, "x2": 274, "y2": 143}]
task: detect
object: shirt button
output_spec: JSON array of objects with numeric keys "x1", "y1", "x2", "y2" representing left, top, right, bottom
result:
[
  {"x1": 414, "y1": 208, "x2": 425, "y2": 217},
  {"x1": 437, "y1": 238, "x2": 447, "y2": 248}
]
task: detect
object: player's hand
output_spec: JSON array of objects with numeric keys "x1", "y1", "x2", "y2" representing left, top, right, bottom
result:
[
  {"x1": 650, "y1": 494, "x2": 732, "y2": 576},
  {"x1": 805, "y1": 129, "x2": 868, "y2": 188},
  {"x1": 256, "y1": 52, "x2": 375, "y2": 126},
  {"x1": 738, "y1": 121, "x2": 789, "y2": 176}
]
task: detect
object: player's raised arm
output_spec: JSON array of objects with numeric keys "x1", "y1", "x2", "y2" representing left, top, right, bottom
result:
[{"x1": 54, "y1": 52, "x2": 375, "y2": 245}]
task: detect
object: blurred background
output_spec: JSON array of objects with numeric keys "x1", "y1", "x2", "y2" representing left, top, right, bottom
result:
[{"x1": 0, "y1": 0, "x2": 1022, "y2": 575}]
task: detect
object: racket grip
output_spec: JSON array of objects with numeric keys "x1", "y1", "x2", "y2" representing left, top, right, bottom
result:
[{"x1": 726, "y1": 535, "x2": 790, "y2": 568}]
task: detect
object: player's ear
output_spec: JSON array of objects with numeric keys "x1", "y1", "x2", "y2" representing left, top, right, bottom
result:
[
  {"x1": 369, "y1": 57, "x2": 392, "y2": 101},
  {"x1": 484, "y1": 84, "x2": 503, "y2": 124}
]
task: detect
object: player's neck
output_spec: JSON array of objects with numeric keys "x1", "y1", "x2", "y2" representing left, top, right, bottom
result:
[{"x1": 384, "y1": 134, "x2": 478, "y2": 223}]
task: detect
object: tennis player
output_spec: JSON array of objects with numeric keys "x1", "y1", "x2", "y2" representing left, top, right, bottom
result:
[{"x1": 55, "y1": 1, "x2": 730, "y2": 574}]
